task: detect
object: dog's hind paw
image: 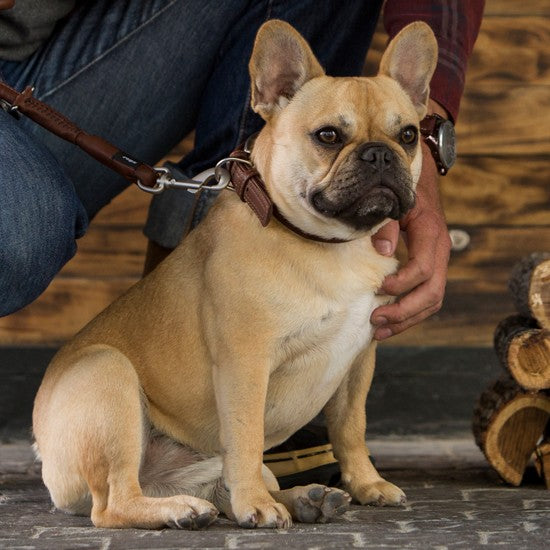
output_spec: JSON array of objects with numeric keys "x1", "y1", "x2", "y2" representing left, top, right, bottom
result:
[
  {"x1": 166, "y1": 508, "x2": 219, "y2": 530},
  {"x1": 292, "y1": 484, "x2": 351, "y2": 523}
]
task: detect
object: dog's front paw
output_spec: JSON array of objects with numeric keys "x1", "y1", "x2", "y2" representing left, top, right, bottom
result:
[
  {"x1": 233, "y1": 492, "x2": 292, "y2": 529},
  {"x1": 164, "y1": 496, "x2": 219, "y2": 529},
  {"x1": 352, "y1": 480, "x2": 406, "y2": 507}
]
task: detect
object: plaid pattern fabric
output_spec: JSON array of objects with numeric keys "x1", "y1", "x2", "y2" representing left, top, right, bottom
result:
[{"x1": 384, "y1": 0, "x2": 485, "y2": 121}]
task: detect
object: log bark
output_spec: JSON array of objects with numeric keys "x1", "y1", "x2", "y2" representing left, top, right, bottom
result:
[
  {"x1": 494, "y1": 314, "x2": 550, "y2": 390},
  {"x1": 508, "y1": 253, "x2": 550, "y2": 329},
  {"x1": 472, "y1": 376, "x2": 550, "y2": 486},
  {"x1": 535, "y1": 439, "x2": 550, "y2": 489}
]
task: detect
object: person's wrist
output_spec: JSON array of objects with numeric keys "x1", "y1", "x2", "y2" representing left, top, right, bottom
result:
[
  {"x1": 427, "y1": 98, "x2": 449, "y2": 120},
  {"x1": 421, "y1": 99, "x2": 455, "y2": 175}
]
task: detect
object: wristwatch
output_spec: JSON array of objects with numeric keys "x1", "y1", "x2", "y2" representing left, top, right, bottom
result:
[{"x1": 420, "y1": 114, "x2": 456, "y2": 175}]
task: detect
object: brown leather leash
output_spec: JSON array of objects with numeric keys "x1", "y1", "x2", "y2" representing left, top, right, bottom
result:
[
  {"x1": 0, "y1": 82, "x2": 160, "y2": 189},
  {"x1": 0, "y1": 82, "x2": 346, "y2": 244}
]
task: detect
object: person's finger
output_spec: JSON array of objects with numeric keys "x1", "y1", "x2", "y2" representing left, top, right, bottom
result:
[
  {"x1": 373, "y1": 295, "x2": 443, "y2": 340},
  {"x1": 382, "y1": 217, "x2": 442, "y2": 296},
  {"x1": 371, "y1": 220, "x2": 400, "y2": 257},
  {"x1": 372, "y1": 274, "x2": 446, "y2": 338}
]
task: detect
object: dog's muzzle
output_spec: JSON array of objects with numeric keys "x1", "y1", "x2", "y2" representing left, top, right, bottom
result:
[{"x1": 311, "y1": 143, "x2": 415, "y2": 230}]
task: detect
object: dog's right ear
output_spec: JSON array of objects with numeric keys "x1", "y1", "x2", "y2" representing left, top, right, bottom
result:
[{"x1": 249, "y1": 20, "x2": 324, "y2": 121}]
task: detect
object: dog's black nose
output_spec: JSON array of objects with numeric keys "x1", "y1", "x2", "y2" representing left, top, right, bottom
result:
[{"x1": 359, "y1": 144, "x2": 393, "y2": 170}]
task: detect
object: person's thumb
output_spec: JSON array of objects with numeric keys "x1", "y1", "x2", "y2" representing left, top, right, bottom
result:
[{"x1": 371, "y1": 220, "x2": 400, "y2": 256}]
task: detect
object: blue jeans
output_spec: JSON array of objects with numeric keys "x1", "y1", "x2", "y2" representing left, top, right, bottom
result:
[{"x1": 0, "y1": 0, "x2": 382, "y2": 316}]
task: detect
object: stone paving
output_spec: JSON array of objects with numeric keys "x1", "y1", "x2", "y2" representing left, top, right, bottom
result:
[{"x1": 1, "y1": 437, "x2": 549, "y2": 549}]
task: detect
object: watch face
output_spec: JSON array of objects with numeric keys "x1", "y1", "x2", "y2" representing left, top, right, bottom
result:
[{"x1": 437, "y1": 120, "x2": 456, "y2": 170}]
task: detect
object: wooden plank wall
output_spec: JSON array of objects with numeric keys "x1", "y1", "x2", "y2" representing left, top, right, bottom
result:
[{"x1": 1, "y1": 0, "x2": 549, "y2": 347}]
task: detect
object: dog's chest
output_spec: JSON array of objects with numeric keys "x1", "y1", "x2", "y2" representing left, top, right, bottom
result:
[
  {"x1": 313, "y1": 292, "x2": 376, "y2": 383},
  {"x1": 264, "y1": 290, "x2": 380, "y2": 437}
]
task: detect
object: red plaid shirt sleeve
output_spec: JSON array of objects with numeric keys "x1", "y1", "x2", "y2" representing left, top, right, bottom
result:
[{"x1": 383, "y1": 0, "x2": 485, "y2": 121}]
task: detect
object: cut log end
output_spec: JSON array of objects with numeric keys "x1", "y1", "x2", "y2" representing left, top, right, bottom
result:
[
  {"x1": 496, "y1": 318, "x2": 550, "y2": 390},
  {"x1": 473, "y1": 377, "x2": 550, "y2": 486}
]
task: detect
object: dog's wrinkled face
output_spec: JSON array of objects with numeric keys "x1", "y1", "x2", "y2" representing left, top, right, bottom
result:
[{"x1": 249, "y1": 20, "x2": 438, "y2": 241}]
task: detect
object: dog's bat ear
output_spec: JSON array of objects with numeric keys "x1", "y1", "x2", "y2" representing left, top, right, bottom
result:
[
  {"x1": 249, "y1": 19, "x2": 324, "y2": 121},
  {"x1": 378, "y1": 21, "x2": 438, "y2": 119}
]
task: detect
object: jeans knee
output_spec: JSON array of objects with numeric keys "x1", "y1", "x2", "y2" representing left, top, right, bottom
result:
[
  {"x1": 0, "y1": 111, "x2": 89, "y2": 316},
  {"x1": 0, "y1": 204, "x2": 86, "y2": 316}
]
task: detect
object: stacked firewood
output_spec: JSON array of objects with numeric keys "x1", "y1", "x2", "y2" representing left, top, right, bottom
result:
[{"x1": 473, "y1": 253, "x2": 550, "y2": 488}]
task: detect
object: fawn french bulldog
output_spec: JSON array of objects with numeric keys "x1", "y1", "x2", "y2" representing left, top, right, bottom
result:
[{"x1": 33, "y1": 19, "x2": 437, "y2": 529}]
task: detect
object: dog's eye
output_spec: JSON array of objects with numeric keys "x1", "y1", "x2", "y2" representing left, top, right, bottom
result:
[
  {"x1": 315, "y1": 127, "x2": 342, "y2": 146},
  {"x1": 400, "y1": 126, "x2": 418, "y2": 146}
]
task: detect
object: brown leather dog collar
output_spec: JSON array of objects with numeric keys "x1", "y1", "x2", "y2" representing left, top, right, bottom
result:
[{"x1": 227, "y1": 146, "x2": 349, "y2": 244}]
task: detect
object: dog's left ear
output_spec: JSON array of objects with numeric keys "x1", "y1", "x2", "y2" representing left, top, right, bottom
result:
[
  {"x1": 249, "y1": 19, "x2": 325, "y2": 121},
  {"x1": 378, "y1": 22, "x2": 438, "y2": 119}
]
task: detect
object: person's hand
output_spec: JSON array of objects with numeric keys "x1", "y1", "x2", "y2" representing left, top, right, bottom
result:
[
  {"x1": 370, "y1": 138, "x2": 451, "y2": 340},
  {"x1": 0, "y1": 1, "x2": 15, "y2": 10}
]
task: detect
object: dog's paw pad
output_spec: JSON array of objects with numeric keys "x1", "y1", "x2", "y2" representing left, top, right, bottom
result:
[
  {"x1": 194, "y1": 510, "x2": 219, "y2": 529},
  {"x1": 295, "y1": 496, "x2": 322, "y2": 523},
  {"x1": 167, "y1": 508, "x2": 218, "y2": 530},
  {"x1": 167, "y1": 516, "x2": 194, "y2": 529},
  {"x1": 293, "y1": 485, "x2": 350, "y2": 523}
]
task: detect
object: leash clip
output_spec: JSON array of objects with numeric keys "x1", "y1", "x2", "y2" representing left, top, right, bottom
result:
[
  {"x1": 137, "y1": 165, "x2": 232, "y2": 195},
  {"x1": 0, "y1": 97, "x2": 21, "y2": 119},
  {"x1": 136, "y1": 137, "x2": 256, "y2": 195}
]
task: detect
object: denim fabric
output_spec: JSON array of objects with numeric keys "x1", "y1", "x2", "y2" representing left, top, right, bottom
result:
[
  {"x1": 0, "y1": 0, "x2": 383, "y2": 316},
  {"x1": 0, "y1": 109, "x2": 87, "y2": 314}
]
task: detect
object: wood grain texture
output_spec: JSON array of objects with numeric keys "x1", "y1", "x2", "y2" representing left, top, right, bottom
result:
[
  {"x1": 0, "y1": 278, "x2": 136, "y2": 344},
  {"x1": 457, "y1": 85, "x2": 550, "y2": 156},
  {"x1": 441, "y1": 157, "x2": 550, "y2": 226},
  {"x1": 484, "y1": 0, "x2": 550, "y2": 16},
  {"x1": 92, "y1": 185, "x2": 150, "y2": 226},
  {"x1": 66, "y1": 227, "x2": 147, "y2": 278},
  {"x1": 465, "y1": 17, "x2": 550, "y2": 87},
  {"x1": 484, "y1": 395, "x2": 550, "y2": 485}
]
